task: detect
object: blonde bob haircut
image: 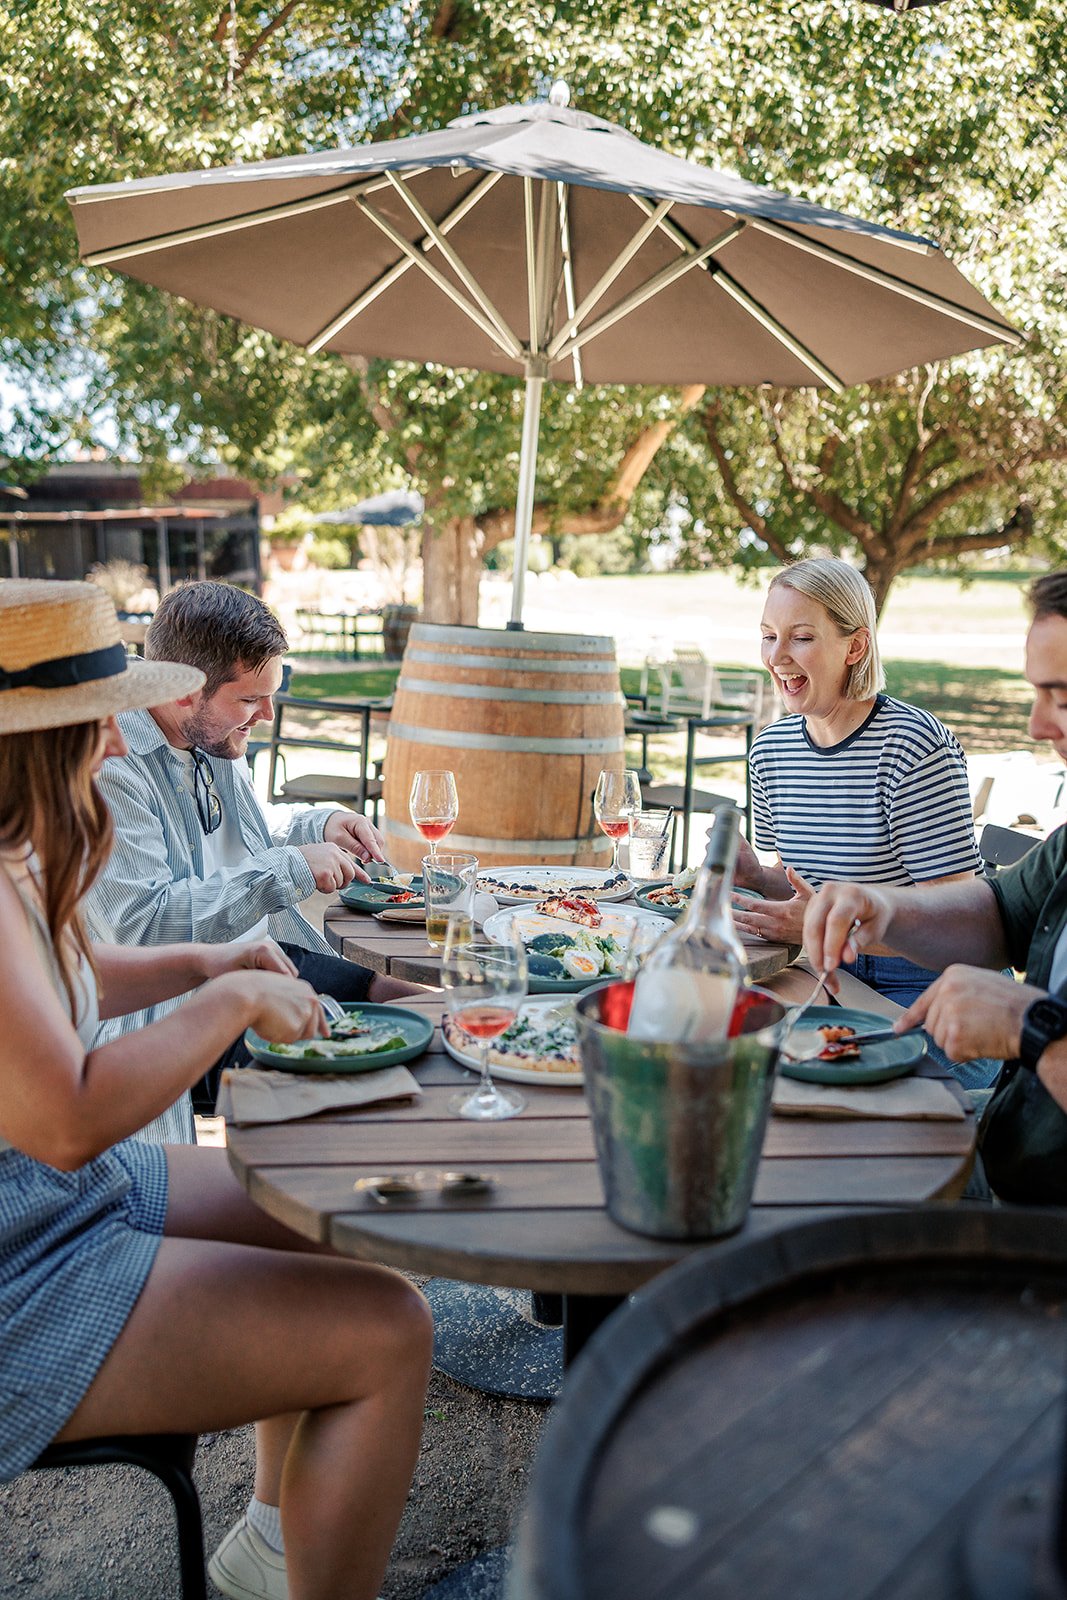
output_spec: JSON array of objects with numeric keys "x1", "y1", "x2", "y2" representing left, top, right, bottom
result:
[{"x1": 769, "y1": 558, "x2": 885, "y2": 701}]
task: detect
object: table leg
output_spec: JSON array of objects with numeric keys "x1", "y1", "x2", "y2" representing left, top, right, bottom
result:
[{"x1": 562, "y1": 1292, "x2": 625, "y2": 1365}]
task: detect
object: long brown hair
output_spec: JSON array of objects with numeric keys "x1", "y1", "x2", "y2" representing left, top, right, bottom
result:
[{"x1": 0, "y1": 720, "x2": 113, "y2": 1009}]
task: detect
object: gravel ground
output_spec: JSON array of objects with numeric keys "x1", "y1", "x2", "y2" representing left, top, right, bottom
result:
[{"x1": 0, "y1": 1329, "x2": 548, "y2": 1597}]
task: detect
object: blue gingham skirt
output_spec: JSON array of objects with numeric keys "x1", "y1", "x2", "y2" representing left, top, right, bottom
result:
[{"x1": 0, "y1": 1137, "x2": 168, "y2": 1480}]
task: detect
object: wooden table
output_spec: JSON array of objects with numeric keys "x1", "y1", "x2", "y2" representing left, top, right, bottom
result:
[
  {"x1": 226, "y1": 988, "x2": 976, "y2": 1357},
  {"x1": 322, "y1": 901, "x2": 796, "y2": 989}
]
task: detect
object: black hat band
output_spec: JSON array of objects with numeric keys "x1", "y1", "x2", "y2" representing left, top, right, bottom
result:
[{"x1": 0, "y1": 641, "x2": 129, "y2": 694}]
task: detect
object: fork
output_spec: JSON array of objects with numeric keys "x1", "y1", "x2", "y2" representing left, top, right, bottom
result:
[
  {"x1": 318, "y1": 994, "x2": 346, "y2": 1023},
  {"x1": 775, "y1": 968, "x2": 831, "y2": 1056}
]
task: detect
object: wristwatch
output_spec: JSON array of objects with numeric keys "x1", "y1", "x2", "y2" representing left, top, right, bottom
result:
[{"x1": 1019, "y1": 994, "x2": 1067, "y2": 1072}]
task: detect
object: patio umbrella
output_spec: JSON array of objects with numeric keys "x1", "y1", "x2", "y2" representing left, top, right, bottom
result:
[
  {"x1": 314, "y1": 489, "x2": 424, "y2": 527},
  {"x1": 67, "y1": 84, "x2": 1019, "y2": 626}
]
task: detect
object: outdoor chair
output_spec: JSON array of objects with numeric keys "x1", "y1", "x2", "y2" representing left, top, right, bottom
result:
[
  {"x1": 264, "y1": 691, "x2": 387, "y2": 822},
  {"x1": 29, "y1": 1432, "x2": 206, "y2": 1599},
  {"x1": 979, "y1": 820, "x2": 1039, "y2": 874}
]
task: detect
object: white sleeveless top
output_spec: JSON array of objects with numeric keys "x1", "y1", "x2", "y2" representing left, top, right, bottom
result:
[{"x1": 0, "y1": 861, "x2": 99, "y2": 1156}]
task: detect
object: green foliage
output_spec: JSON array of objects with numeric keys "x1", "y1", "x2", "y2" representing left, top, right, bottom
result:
[
  {"x1": 307, "y1": 536, "x2": 354, "y2": 569},
  {"x1": 2, "y1": 0, "x2": 1065, "y2": 607}
]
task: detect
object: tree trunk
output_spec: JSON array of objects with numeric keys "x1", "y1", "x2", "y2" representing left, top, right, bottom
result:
[
  {"x1": 861, "y1": 554, "x2": 903, "y2": 618},
  {"x1": 420, "y1": 515, "x2": 482, "y2": 625}
]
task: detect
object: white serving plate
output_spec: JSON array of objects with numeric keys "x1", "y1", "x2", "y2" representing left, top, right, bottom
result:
[
  {"x1": 482, "y1": 903, "x2": 670, "y2": 948},
  {"x1": 476, "y1": 865, "x2": 633, "y2": 905},
  {"x1": 441, "y1": 995, "x2": 584, "y2": 1087}
]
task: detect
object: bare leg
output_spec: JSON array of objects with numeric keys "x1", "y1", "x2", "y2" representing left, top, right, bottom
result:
[{"x1": 54, "y1": 1148, "x2": 432, "y2": 1600}]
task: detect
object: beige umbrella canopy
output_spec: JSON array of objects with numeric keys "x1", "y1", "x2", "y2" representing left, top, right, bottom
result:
[{"x1": 67, "y1": 85, "x2": 1019, "y2": 624}]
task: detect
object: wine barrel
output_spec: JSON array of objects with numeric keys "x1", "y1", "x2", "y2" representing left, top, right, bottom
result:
[
  {"x1": 382, "y1": 623, "x2": 626, "y2": 871},
  {"x1": 512, "y1": 1207, "x2": 1067, "y2": 1600}
]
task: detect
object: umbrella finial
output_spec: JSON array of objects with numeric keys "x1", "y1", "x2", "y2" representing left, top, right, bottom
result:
[{"x1": 548, "y1": 81, "x2": 571, "y2": 107}]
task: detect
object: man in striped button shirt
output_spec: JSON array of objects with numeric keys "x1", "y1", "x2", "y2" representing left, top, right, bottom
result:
[{"x1": 88, "y1": 581, "x2": 416, "y2": 1143}]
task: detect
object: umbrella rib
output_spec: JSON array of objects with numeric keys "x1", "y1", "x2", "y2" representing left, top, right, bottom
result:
[
  {"x1": 545, "y1": 198, "x2": 675, "y2": 361},
  {"x1": 353, "y1": 196, "x2": 522, "y2": 361},
  {"x1": 746, "y1": 217, "x2": 1022, "y2": 346},
  {"x1": 710, "y1": 269, "x2": 845, "y2": 390},
  {"x1": 524, "y1": 179, "x2": 540, "y2": 355},
  {"x1": 556, "y1": 183, "x2": 583, "y2": 387},
  {"x1": 79, "y1": 174, "x2": 418, "y2": 268},
  {"x1": 551, "y1": 221, "x2": 746, "y2": 366},
  {"x1": 384, "y1": 171, "x2": 521, "y2": 359},
  {"x1": 307, "y1": 170, "x2": 500, "y2": 355}
]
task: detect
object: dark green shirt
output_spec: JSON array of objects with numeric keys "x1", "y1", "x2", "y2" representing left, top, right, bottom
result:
[{"x1": 988, "y1": 825, "x2": 1067, "y2": 989}]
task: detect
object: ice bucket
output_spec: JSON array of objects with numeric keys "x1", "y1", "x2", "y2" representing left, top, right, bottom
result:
[{"x1": 575, "y1": 981, "x2": 787, "y2": 1241}]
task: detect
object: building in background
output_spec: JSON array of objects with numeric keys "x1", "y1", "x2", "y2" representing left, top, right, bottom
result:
[{"x1": 1, "y1": 459, "x2": 280, "y2": 593}]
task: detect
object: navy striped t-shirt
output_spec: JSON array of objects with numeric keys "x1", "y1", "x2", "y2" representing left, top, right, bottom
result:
[{"x1": 750, "y1": 695, "x2": 981, "y2": 888}]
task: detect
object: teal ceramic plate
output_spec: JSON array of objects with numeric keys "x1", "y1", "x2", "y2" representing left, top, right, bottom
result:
[
  {"x1": 778, "y1": 1005, "x2": 927, "y2": 1086},
  {"x1": 339, "y1": 876, "x2": 424, "y2": 914},
  {"x1": 528, "y1": 973, "x2": 601, "y2": 995},
  {"x1": 632, "y1": 881, "x2": 764, "y2": 920},
  {"x1": 244, "y1": 1002, "x2": 434, "y2": 1073}
]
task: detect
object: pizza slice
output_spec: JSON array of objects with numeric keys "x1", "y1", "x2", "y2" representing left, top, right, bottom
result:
[{"x1": 535, "y1": 894, "x2": 603, "y2": 928}]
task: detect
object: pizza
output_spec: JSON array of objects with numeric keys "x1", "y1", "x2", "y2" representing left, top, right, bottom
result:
[
  {"x1": 816, "y1": 1024, "x2": 861, "y2": 1061},
  {"x1": 478, "y1": 871, "x2": 630, "y2": 901},
  {"x1": 535, "y1": 894, "x2": 603, "y2": 927},
  {"x1": 442, "y1": 1003, "x2": 580, "y2": 1076}
]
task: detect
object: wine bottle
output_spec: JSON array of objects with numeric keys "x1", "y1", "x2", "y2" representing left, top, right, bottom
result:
[{"x1": 626, "y1": 806, "x2": 746, "y2": 1042}]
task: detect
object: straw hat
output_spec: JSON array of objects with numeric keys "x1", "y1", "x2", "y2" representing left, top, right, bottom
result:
[{"x1": 0, "y1": 579, "x2": 203, "y2": 734}]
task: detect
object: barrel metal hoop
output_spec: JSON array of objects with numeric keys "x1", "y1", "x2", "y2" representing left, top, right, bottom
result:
[
  {"x1": 387, "y1": 721, "x2": 624, "y2": 755},
  {"x1": 409, "y1": 625, "x2": 612, "y2": 654},
  {"x1": 387, "y1": 819, "x2": 613, "y2": 855},
  {"x1": 398, "y1": 677, "x2": 623, "y2": 706},
  {"x1": 406, "y1": 648, "x2": 617, "y2": 677}
]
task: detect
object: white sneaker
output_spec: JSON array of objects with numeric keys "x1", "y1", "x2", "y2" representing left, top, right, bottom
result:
[{"x1": 209, "y1": 1515, "x2": 288, "y2": 1600}]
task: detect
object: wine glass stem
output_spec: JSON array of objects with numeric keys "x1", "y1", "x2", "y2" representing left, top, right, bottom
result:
[
  {"x1": 429, "y1": 836, "x2": 437, "y2": 857},
  {"x1": 478, "y1": 1039, "x2": 494, "y2": 1099}
]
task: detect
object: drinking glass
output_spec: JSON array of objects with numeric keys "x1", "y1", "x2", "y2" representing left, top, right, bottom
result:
[
  {"x1": 410, "y1": 769, "x2": 459, "y2": 857},
  {"x1": 593, "y1": 768, "x2": 642, "y2": 871},
  {"x1": 443, "y1": 935, "x2": 528, "y2": 1121},
  {"x1": 627, "y1": 808, "x2": 673, "y2": 881},
  {"x1": 422, "y1": 852, "x2": 479, "y2": 950}
]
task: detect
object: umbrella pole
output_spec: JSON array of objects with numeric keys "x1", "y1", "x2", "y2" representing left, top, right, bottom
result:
[{"x1": 507, "y1": 361, "x2": 547, "y2": 631}]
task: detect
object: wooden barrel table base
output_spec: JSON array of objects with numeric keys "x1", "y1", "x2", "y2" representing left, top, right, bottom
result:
[{"x1": 512, "y1": 1207, "x2": 1067, "y2": 1600}]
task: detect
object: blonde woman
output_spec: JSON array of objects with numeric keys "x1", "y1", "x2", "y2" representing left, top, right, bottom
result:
[
  {"x1": 729, "y1": 559, "x2": 990, "y2": 1082},
  {"x1": 0, "y1": 580, "x2": 431, "y2": 1600}
]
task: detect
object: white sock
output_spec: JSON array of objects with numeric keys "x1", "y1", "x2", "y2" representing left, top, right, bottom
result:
[{"x1": 247, "y1": 1495, "x2": 285, "y2": 1555}]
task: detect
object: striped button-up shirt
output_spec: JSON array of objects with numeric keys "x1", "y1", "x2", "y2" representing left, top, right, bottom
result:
[{"x1": 88, "y1": 708, "x2": 337, "y2": 1143}]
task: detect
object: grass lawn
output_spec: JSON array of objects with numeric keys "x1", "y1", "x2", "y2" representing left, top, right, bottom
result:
[{"x1": 288, "y1": 657, "x2": 1032, "y2": 759}]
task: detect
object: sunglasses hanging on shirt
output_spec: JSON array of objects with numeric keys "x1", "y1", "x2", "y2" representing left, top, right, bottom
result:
[{"x1": 190, "y1": 747, "x2": 222, "y2": 835}]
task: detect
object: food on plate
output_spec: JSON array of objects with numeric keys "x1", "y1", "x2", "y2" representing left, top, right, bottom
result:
[
  {"x1": 671, "y1": 865, "x2": 698, "y2": 892},
  {"x1": 268, "y1": 1009, "x2": 407, "y2": 1060},
  {"x1": 815, "y1": 1024, "x2": 861, "y2": 1061},
  {"x1": 443, "y1": 1003, "x2": 579, "y2": 1076},
  {"x1": 535, "y1": 894, "x2": 602, "y2": 927},
  {"x1": 529, "y1": 931, "x2": 576, "y2": 953},
  {"x1": 561, "y1": 949, "x2": 600, "y2": 979},
  {"x1": 478, "y1": 871, "x2": 629, "y2": 901},
  {"x1": 518, "y1": 923, "x2": 624, "y2": 977},
  {"x1": 646, "y1": 883, "x2": 688, "y2": 909},
  {"x1": 528, "y1": 953, "x2": 567, "y2": 979},
  {"x1": 376, "y1": 873, "x2": 416, "y2": 891}
]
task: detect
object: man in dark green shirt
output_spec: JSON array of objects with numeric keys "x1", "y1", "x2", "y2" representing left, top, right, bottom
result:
[{"x1": 804, "y1": 570, "x2": 1067, "y2": 1203}]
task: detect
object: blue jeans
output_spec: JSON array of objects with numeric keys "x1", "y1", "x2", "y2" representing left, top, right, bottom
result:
[{"x1": 845, "y1": 952, "x2": 1000, "y2": 1091}]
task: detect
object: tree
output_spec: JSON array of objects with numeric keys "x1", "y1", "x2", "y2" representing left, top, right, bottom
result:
[{"x1": 2, "y1": 0, "x2": 1065, "y2": 617}]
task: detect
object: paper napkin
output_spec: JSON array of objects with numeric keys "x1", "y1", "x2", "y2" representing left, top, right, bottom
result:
[
  {"x1": 218, "y1": 1063, "x2": 421, "y2": 1126},
  {"x1": 772, "y1": 1074, "x2": 966, "y2": 1120}
]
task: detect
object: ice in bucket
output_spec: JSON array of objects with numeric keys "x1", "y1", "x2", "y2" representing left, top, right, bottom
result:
[{"x1": 577, "y1": 981, "x2": 787, "y2": 1240}]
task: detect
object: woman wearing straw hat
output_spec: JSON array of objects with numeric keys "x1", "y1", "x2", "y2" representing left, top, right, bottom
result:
[{"x1": 0, "y1": 580, "x2": 431, "y2": 1600}]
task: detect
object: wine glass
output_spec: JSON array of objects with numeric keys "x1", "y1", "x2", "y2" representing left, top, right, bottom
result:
[
  {"x1": 443, "y1": 932, "x2": 528, "y2": 1121},
  {"x1": 409, "y1": 769, "x2": 459, "y2": 858},
  {"x1": 594, "y1": 768, "x2": 642, "y2": 871}
]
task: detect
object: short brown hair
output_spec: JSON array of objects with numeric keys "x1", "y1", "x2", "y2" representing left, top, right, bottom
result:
[
  {"x1": 145, "y1": 582, "x2": 287, "y2": 697},
  {"x1": 1028, "y1": 572, "x2": 1067, "y2": 623}
]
